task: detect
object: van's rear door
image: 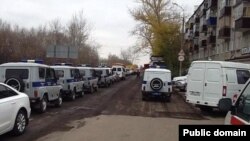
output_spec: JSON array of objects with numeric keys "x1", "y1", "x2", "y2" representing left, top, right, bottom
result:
[
  {"x1": 187, "y1": 63, "x2": 205, "y2": 103},
  {"x1": 203, "y1": 63, "x2": 222, "y2": 107}
]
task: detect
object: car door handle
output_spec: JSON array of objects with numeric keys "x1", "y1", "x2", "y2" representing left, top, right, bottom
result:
[
  {"x1": 11, "y1": 102, "x2": 16, "y2": 105},
  {"x1": 239, "y1": 90, "x2": 241, "y2": 92},
  {"x1": 205, "y1": 83, "x2": 207, "y2": 87}
]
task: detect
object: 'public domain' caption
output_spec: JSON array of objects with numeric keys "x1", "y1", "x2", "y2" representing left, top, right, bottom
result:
[{"x1": 183, "y1": 129, "x2": 246, "y2": 137}]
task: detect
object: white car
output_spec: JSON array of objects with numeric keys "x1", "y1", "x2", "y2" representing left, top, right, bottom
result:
[
  {"x1": 172, "y1": 75, "x2": 187, "y2": 92},
  {"x1": 141, "y1": 68, "x2": 172, "y2": 102},
  {"x1": 0, "y1": 83, "x2": 31, "y2": 136}
]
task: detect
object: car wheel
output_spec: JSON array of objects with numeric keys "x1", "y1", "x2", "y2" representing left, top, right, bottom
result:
[
  {"x1": 90, "y1": 86, "x2": 94, "y2": 94},
  {"x1": 12, "y1": 110, "x2": 27, "y2": 136},
  {"x1": 55, "y1": 93, "x2": 63, "y2": 107},
  {"x1": 70, "y1": 90, "x2": 76, "y2": 101},
  {"x1": 142, "y1": 94, "x2": 148, "y2": 101},
  {"x1": 94, "y1": 85, "x2": 98, "y2": 92},
  {"x1": 79, "y1": 90, "x2": 84, "y2": 97},
  {"x1": 39, "y1": 96, "x2": 47, "y2": 113}
]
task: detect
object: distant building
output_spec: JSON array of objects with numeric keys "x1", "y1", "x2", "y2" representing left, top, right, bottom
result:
[{"x1": 185, "y1": 0, "x2": 250, "y2": 64}]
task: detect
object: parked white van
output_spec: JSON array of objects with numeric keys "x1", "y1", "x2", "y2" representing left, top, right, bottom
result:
[
  {"x1": 186, "y1": 61, "x2": 250, "y2": 111},
  {"x1": 112, "y1": 65, "x2": 126, "y2": 80}
]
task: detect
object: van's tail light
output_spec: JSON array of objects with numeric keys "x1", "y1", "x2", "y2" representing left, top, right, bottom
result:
[
  {"x1": 230, "y1": 116, "x2": 245, "y2": 125},
  {"x1": 222, "y1": 86, "x2": 227, "y2": 97},
  {"x1": 233, "y1": 94, "x2": 238, "y2": 103},
  {"x1": 34, "y1": 90, "x2": 38, "y2": 98}
]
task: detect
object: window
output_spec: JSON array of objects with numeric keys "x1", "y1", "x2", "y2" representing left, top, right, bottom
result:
[
  {"x1": 106, "y1": 70, "x2": 109, "y2": 76},
  {"x1": 55, "y1": 70, "x2": 64, "y2": 78},
  {"x1": 243, "y1": 7, "x2": 250, "y2": 17},
  {"x1": 237, "y1": 70, "x2": 250, "y2": 84},
  {"x1": 0, "y1": 85, "x2": 18, "y2": 99},
  {"x1": 70, "y1": 69, "x2": 75, "y2": 77},
  {"x1": 6, "y1": 69, "x2": 29, "y2": 79},
  {"x1": 39, "y1": 68, "x2": 45, "y2": 79},
  {"x1": 79, "y1": 70, "x2": 85, "y2": 77},
  {"x1": 74, "y1": 69, "x2": 81, "y2": 79},
  {"x1": 112, "y1": 68, "x2": 116, "y2": 71},
  {"x1": 235, "y1": 83, "x2": 250, "y2": 122},
  {"x1": 117, "y1": 68, "x2": 122, "y2": 71},
  {"x1": 46, "y1": 68, "x2": 56, "y2": 79}
]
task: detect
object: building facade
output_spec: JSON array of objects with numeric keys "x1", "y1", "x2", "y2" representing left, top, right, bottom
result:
[{"x1": 186, "y1": 0, "x2": 250, "y2": 63}]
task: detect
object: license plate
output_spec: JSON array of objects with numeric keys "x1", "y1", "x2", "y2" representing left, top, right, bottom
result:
[{"x1": 152, "y1": 93, "x2": 160, "y2": 96}]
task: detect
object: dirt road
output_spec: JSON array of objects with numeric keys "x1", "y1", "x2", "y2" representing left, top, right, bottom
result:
[{"x1": 0, "y1": 76, "x2": 222, "y2": 141}]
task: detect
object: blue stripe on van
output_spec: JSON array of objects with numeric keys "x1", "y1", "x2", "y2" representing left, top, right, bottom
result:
[
  {"x1": 32, "y1": 81, "x2": 58, "y2": 87},
  {"x1": 87, "y1": 77, "x2": 97, "y2": 80},
  {"x1": 66, "y1": 79, "x2": 83, "y2": 83}
]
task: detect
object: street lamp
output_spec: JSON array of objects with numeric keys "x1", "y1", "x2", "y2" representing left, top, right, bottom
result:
[{"x1": 173, "y1": 3, "x2": 185, "y2": 76}]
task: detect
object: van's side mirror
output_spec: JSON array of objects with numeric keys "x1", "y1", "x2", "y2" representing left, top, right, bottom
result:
[{"x1": 218, "y1": 98, "x2": 232, "y2": 112}]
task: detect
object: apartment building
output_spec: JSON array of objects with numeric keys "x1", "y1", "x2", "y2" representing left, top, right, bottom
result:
[{"x1": 185, "y1": 0, "x2": 250, "y2": 63}]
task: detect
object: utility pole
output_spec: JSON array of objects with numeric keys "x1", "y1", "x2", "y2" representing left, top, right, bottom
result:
[{"x1": 173, "y1": 3, "x2": 185, "y2": 76}]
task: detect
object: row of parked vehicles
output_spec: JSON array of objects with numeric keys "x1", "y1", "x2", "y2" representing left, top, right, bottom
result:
[{"x1": 0, "y1": 60, "x2": 128, "y2": 136}]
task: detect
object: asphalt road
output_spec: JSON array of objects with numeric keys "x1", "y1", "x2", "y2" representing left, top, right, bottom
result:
[{"x1": 0, "y1": 76, "x2": 226, "y2": 141}]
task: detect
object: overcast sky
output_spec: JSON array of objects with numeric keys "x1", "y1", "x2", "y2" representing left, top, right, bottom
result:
[{"x1": 0, "y1": 0, "x2": 203, "y2": 65}]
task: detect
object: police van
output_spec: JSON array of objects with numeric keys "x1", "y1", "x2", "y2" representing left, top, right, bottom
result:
[
  {"x1": 51, "y1": 64, "x2": 84, "y2": 100},
  {"x1": 77, "y1": 66, "x2": 98, "y2": 94},
  {"x1": 94, "y1": 67, "x2": 112, "y2": 87},
  {"x1": 0, "y1": 60, "x2": 63, "y2": 113}
]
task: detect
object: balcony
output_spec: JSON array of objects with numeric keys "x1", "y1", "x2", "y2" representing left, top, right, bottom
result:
[
  {"x1": 235, "y1": 17, "x2": 250, "y2": 31},
  {"x1": 208, "y1": 35, "x2": 216, "y2": 44},
  {"x1": 218, "y1": 27, "x2": 231, "y2": 39},
  {"x1": 194, "y1": 31, "x2": 200, "y2": 37},
  {"x1": 235, "y1": 0, "x2": 250, "y2": 7},
  {"x1": 208, "y1": 0, "x2": 218, "y2": 9},
  {"x1": 219, "y1": 6, "x2": 231, "y2": 18},
  {"x1": 207, "y1": 17, "x2": 217, "y2": 26}
]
